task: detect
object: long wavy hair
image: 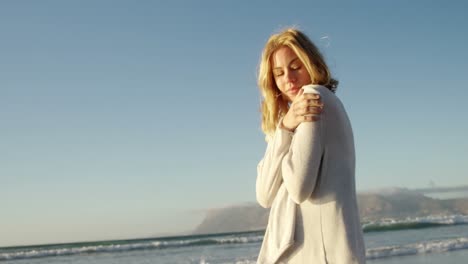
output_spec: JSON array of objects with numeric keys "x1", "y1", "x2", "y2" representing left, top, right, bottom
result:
[{"x1": 257, "y1": 28, "x2": 338, "y2": 139}]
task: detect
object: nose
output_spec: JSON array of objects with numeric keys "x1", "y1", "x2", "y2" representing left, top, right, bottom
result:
[{"x1": 284, "y1": 69, "x2": 296, "y2": 82}]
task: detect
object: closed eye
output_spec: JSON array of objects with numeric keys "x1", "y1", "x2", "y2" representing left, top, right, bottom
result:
[
  {"x1": 273, "y1": 69, "x2": 284, "y2": 77},
  {"x1": 290, "y1": 63, "x2": 301, "y2": 70}
]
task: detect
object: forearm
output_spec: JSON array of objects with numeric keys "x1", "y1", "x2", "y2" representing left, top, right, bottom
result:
[
  {"x1": 281, "y1": 121, "x2": 323, "y2": 204},
  {"x1": 256, "y1": 127, "x2": 293, "y2": 208}
]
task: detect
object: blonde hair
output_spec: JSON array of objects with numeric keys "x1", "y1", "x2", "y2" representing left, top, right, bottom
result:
[{"x1": 257, "y1": 28, "x2": 338, "y2": 138}]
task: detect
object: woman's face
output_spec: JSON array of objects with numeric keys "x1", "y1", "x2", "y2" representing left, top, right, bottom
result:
[{"x1": 272, "y1": 46, "x2": 312, "y2": 102}]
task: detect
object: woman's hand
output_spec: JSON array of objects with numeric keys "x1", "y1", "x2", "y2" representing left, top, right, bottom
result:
[{"x1": 281, "y1": 89, "x2": 323, "y2": 132}]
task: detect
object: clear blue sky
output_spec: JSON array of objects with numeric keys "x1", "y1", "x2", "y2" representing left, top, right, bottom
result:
[{"x1": 1, "y1": 0, "x2": 467, "y2": 247}]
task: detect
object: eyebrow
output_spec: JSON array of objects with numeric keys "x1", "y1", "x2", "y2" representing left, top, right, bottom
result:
[{"x1": 273, "y1": 57, "x2": 300, "y2": 70}]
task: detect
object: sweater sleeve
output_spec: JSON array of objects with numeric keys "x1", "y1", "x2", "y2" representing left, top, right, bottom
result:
[
  {"x1": 281, "y1": 116, "x2": 324, "y2": 204},
  {"x1": 256, "y1": 126, "x2": 293, "y2": 208}
]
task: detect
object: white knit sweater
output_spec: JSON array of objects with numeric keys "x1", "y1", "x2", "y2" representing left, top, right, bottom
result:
[{"x1": 256, "y1": 85, "x2": 366, "y2": 263}]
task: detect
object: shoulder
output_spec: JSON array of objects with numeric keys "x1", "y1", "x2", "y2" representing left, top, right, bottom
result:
[
  {"x1": 303, "y1": 84, "x2": 331, "y2": 93},
  {"x1": 306, "y1": 85, "x2": 347, "y2": 115},
  {"x1": 303, "y1": 84, "x2": 335, "y2": 100}
]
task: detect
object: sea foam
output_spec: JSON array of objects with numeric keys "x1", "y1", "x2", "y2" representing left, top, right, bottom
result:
[{"x1": 366, "y1": 237, "x2": 468, "y2": 259}]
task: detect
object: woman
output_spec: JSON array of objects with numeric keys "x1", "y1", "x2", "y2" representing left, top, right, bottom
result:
[{"x1": 256, "y1": 28, "x2": 366, "y2": 263}]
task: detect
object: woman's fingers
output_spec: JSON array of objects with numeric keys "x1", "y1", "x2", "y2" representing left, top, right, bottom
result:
[
  {"x1": 302, "y1": 115, "x2": 320, "y2": 122},
  {"x1": 302, "y1": 93, "x2": 320, "y2": 100},
  {"x1": 294, "y1": 101, "x2": 323, "y2": 116},
  {"x1": 298, "y1": 94, "x2": 323, "y2": 106},
  {"x1": 306, "y1": 98, "x2": 323, "y2": 107},
  {"x1": 308, "y1": 106, "x2": 323, "y2": 114},
  {"x1": 292, "y1": 106, "x2": 321, "y2": 123},
  {"x1": 311, "y1": 101, "x2": 324, "y2": 109},
  {"x1": 291, "y1": 93, "x2": 324, "y2": 122},
  {"x1": 293, "y1": 100, "x2": 319, "y2": 111}
]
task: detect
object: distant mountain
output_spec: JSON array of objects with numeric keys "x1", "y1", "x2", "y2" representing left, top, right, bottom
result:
[
  {"x1": 357, "y1": 188, "x2": 468, "y2": 222},
  {"x1": 412, "y1": 185, "x2": 468, "y2": 194},
  {"x1": 192, "y1": 188, "x2": 468, "y2": 235},
  {"x1": 193, "y1": 203, "x2": 269, "y2": 235}
]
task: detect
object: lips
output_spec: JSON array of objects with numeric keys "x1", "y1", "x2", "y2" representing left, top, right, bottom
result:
[{"x1": 288, "y1": 87, "x2": 300, "y2": 94}]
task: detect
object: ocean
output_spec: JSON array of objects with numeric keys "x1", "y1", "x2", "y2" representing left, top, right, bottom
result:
[{"x1": 1, "y1": 215, "x2": 467, "y2": 264}]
